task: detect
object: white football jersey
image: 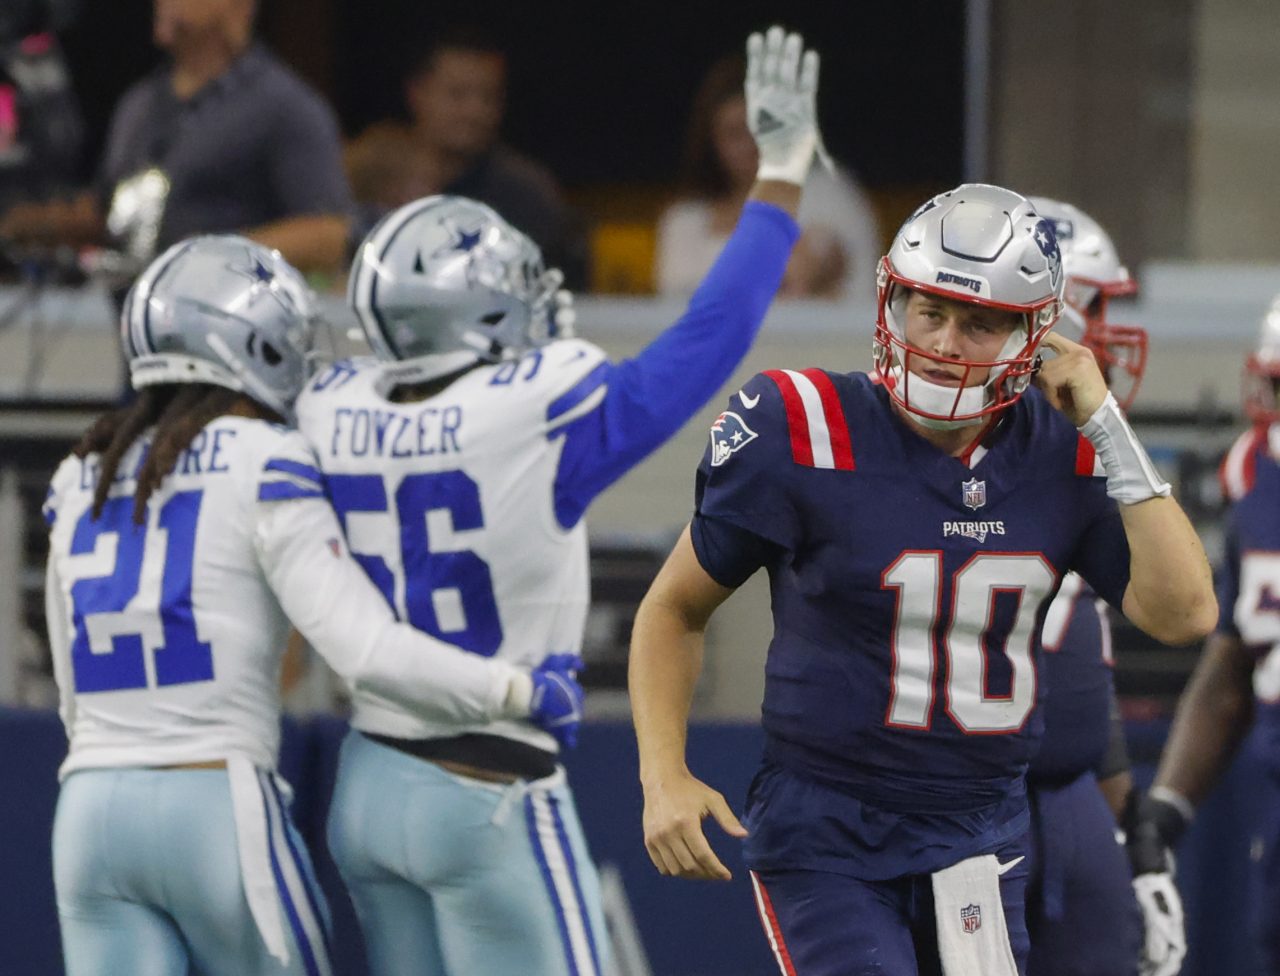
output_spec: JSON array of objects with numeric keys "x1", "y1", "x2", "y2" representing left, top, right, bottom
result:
[
  {"x1": 296, "y1": 339, "x2": 610, "y2": 747},
  {"x1": 45, "y1": 416, "x2": 528, "y2": 777}
]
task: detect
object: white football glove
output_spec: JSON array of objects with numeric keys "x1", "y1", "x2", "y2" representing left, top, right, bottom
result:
[
  {"x1": 1133, "y1": 872, "x2": 1187, "y2": 976},
  {"x1": 745, "y1": 25, "x2": 833, "y2": 186}
]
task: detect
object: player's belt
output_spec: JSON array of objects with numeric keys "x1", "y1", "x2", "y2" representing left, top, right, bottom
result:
[{"x1": 363, "y1": 730, "x2": 558, "y2": 781}]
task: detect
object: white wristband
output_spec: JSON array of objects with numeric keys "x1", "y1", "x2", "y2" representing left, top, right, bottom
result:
[
  {"x1": 500, "y1": 669, "x2": 534, "y2": 720},
  {"x1": 1149, "y1": 786, "x2": 1196, "y2": 825},
  {"x1": 1079, "y1": 392, "x2": 1172, "y2": 505}
]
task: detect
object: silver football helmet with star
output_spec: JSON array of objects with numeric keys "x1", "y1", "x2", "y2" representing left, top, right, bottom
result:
[
  {"x1": 121, "y1": 235, "x2": 317, "y2": 419},
  {"x1": 347, "y1": 195, "x2": 573, "y2": 382},
  {"x1": 872, "y1": 183, "x2": 1065, "y2": 428},
  {"x1": 1030, "y1": 196, "x2": 1146, "y2": 410}
]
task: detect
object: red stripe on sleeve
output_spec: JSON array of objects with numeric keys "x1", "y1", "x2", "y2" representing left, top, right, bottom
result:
[
  {"x1": 802, "y1": 368, "x2": 855, "y2": 470},
  {"x1": 1074, "y1": 435, "x2": 1098, "y2": 477},
  {"x1": 764, "y1": 369, "x2": 814, "y2": 467}
]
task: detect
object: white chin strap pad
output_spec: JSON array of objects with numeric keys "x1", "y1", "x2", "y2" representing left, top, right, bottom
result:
[
  {"x1": 932, "y1": 853, "x2": 1020, "y2": 976},
  {"x1": 890, "y1": 366, "x2": 987, "y2": 429}
]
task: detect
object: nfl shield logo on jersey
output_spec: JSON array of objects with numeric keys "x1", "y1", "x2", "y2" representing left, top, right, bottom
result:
[
  {"x1": 709, "y1": 411, "x2": 758, "y2": 467},
  {"x1": 960, "y1": 903, "x2": 982, "y2": 934},
  {"x1": 961, "y1": 478, "x2": 986, "y2": 510}
]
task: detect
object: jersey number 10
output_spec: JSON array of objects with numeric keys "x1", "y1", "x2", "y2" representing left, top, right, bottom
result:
[{"x1": 882, "y1": 551, "x2": 1056, "y2": 734}]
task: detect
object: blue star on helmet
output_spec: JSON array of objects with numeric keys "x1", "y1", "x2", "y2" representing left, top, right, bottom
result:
[
  {"x1": 227, "y1": 249, "x2": 298, "y2": 313},
  {"x1": 431, "y1": 216, "x2": 489, "y2": 260}
]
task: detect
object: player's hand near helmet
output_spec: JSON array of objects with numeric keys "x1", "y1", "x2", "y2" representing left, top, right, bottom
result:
[
  {"x1": 1123, "y1": 790, "x2": 1189, "y2": 976},
  {"x1": 1033, "y1": 330, "x2": 1110, "y2": 427},
  {"x1": 746, "y1": 25, "x2": 833, "y2": 187}
]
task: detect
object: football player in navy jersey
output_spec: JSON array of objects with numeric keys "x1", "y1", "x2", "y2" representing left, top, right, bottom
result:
[
  {"x1": 1131, "y1": 294, "x2": 1280, "y2": 976},
  {"x1": 293, "y1": 25, "x2": 824, "y2": 976},
  {"x1": 630, "y1": 185, "x2": 1216, "y2": 975},
  {"x1": 1021, "y1": 198, "x2": 1161, "y2": 976}
]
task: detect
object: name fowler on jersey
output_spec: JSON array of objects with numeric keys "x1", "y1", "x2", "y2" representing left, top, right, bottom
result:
[{"x1": 328, "y1": 405, "x2": 463, "y2": 459}]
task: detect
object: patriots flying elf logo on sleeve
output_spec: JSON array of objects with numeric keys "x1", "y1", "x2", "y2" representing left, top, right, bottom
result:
[{"x1": 709, "y1": 411, "x2": 758, "y2": 467}]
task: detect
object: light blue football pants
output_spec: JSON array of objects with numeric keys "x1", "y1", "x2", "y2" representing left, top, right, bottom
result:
[
  {"x1": 327, "y1": 729, "x2": 608, "y2": 976},
  {"x1": 54, "y1": 767, "x2": 333, "y2": 976}
]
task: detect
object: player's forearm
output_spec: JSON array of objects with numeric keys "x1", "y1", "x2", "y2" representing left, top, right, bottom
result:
[
  {"x1": 1098, "y1": 770, "x2": 1133, "y2": 822},
  {"x1": 1119, "y1": 497, "x2": 1217, "y2": 645},
  {"x1": 630, "y1": 597, "x2": 709, "y2": 787},
  {"x1": 1154, "y1": 632, "x2": 1255, "y2": 806},
  {"x1": 748, "y1": 180, "x2": 802, "y2": 217},
  {"x1": 559, "y1": 201, "x2": 799, "y2": 500}
]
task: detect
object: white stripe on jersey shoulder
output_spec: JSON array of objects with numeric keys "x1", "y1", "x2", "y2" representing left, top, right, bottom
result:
[
  {"x1": 1222, "y1": 427, "x2": 1262, "y2": 501},
  {"x1": 544, "y1": 339, "x2": 610, "y2": 432},
  {"x1": 780, "y1": 368, "x2": 836, "y2": 469}
]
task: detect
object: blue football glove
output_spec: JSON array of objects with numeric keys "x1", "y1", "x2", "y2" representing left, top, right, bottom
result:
[{"x1": 529, "y1": 654, "x2": 585, "y2": 750}]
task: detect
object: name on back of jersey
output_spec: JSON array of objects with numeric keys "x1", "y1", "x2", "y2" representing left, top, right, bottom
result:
[
  {"x1": 328, "y1": 405, "x2": 462, "y2": 459},
  {"x1": 77, "y1": 427, "x2": 238, "y2": 491}
]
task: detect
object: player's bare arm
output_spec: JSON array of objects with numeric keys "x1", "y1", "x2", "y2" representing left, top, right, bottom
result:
[
  {"x1": 1154, "y1": 631, "x2": 1256, "y2": 805},
  {"x1": 631, "y1": 525, "x2": 746, "y2": 881},
  {"x1": 1037, "y1": 330, "x2": 1216, "y2": 645}
]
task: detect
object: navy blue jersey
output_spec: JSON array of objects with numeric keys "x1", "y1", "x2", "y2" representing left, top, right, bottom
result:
[
  {"x1": 1216, "y1": 424, "x2": 1280, "y2": 765},
  {"x1": 692, "y1": 369, "x2": 1130, "y2": 814},
  {"x1": 1029, "y1": 573, "x2": 1115, "y2": 783}
]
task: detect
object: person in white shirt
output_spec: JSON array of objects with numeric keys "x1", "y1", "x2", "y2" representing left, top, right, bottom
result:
[{"x1": 656, "y1": 51, "x2": 880, "y2": 306}]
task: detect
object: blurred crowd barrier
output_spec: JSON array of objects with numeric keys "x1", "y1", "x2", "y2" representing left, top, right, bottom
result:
[{"x1": 0, "y1": 710, "x2": 1263, "y2": 976}]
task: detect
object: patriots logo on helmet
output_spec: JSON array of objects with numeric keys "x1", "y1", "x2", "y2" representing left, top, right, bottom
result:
[
  {"x1": 1033, "y1": 218, "x2": 1063, "y2": 284},
  {"x1": 710, "y1": 411, "x2": 758, "y2": 467},
  {"x1": 960, "y1": 903, "x2": 982, "y2": 934}
]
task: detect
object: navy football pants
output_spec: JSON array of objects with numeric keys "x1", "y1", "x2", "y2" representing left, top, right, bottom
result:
[
  {"x1": 749, "y1": 846, "x2": 1030, "y2": 976},
  {"x1": 1025, "y1": 772, "x2": 1141, "y2": 976}
]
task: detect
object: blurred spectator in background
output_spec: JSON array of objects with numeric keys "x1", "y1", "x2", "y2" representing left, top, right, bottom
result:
[
  {"x1": 344, "y1": 25, "x2": 589, "y2": 289},
  {"x1": 657, "y1": 53, "x2": 880, "y2": 304},
  {"x1": 0, "y1": 0, "x2": 84, "y2": 216},
  {"x1": 0, "y1": 0, "x2": 352, "y2": 280}
]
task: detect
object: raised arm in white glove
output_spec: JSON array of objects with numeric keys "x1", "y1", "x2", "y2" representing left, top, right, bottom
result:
[{"x1": 746, "y1": 25, "x2": 833, "y2": 187}]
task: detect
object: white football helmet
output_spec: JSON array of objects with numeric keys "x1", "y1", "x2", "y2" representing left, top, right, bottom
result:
[
  {"x1": 121, "y1": 235, "x2": 317, "y2": 420},
  {"x1": 1244, "y1": 295, "x2": 1280, "y2": 423},
  {"x1": 1030, "y1": 197, "x2": 1146, "y2": 411},
  {"x1": 347, "y1": 195, "x2": 573, "y2": 383},
  {"x1": 873, "y1": 184, "x2": 1065, "y2": 428}
]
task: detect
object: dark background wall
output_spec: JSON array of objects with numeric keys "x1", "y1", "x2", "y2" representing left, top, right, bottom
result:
[{"x1": 54, "y1": 0, "x2": 967, "y2": 192}]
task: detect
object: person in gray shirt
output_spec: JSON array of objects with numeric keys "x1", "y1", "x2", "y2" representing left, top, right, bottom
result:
[{"x1": 0, "y1": 0, "x2": 353, "y2": 278}]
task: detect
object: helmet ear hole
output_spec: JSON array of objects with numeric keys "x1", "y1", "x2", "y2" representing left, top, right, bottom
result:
[
  {"x1": 261, "y1": 341, "x2": 282, "y2": 366},
  {"x1": 481, "y1": 311, "x2": 506, "y2": 326}
]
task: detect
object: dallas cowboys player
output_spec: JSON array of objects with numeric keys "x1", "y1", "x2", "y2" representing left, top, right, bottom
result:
[
  {"x1": 43, "y1": 235, "x2": 581, "y2": 976},
  {"x1": 1022, "y1": 197, "x2": 1162, "y2": 976},
  {"x1": 293, "y1": 24, "x2": 820, "y2": 976},
  {"x1": 630, "y1": 185, "x2": 1216, "y2": 975},
  {"x1": 1130, "y1": 293, "x2": 1280, "y2": 976}
]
